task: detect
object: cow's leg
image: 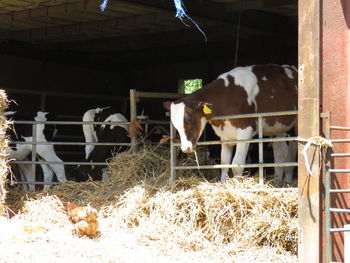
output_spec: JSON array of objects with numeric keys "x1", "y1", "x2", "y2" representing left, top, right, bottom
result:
[
  {"x1": 101, "y1": 167, "x2": 108, "y2": 181},
  {"x1": 230, "y1": 127, "x2": 254, "y2": 178},
  {"x1": 284, "y1": 141, "x2": 298, "y2": 183},
  {"x1": 40, "y1": 164, "x2": 54, "y2": 192},
  {"x1": 36, "y1": 145, "x2": 67, "y2": 183},
  {"x1": 220, "y1": 143, "x2": 234, "y2": 183},
  {"x1": 272, "y1": 139, "x2": 289, "y2": 182},
  {"x1": 17, "y1": 163, "x2": 35, "y2": 191}
]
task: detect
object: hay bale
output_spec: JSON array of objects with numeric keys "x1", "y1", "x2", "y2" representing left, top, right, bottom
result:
[
  {"x1": 111, "y1": 177, "x2": 297, "y2": 254},
  {"x1": 0, "y1": 90, "x2": 9, "y2": 215}
]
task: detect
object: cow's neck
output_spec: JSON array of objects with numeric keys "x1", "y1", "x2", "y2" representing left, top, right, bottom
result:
[{"x1": 185, "y1": 79, "x2": 227, "y2": 116}]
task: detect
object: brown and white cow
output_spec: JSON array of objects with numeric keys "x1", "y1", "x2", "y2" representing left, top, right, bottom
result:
[{"x1": 163, "y1": 64, "x2": 297, "y2": 183}]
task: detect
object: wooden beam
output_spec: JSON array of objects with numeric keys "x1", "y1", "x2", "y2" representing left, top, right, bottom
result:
[
  {"x1": 225, "y1": 0, "x2": 297, "y2": 11},
  {"x1": 298, "y1": 0, "x2": 321, "y2": 262},
  {"x1": 0, "y1": 0, "x2": 158, "y2": 22},
  {"x1": 127, "y1": 0, "x2": 296, "y2": 35},
  {"x1": 0, "y1": 12, "x2": 180, "y2": 41},
  {"x1": 0, "y1": 1, "x2": 297, "y2": 49}
]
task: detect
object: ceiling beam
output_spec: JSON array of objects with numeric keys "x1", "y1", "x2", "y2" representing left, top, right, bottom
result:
[
  {"x1": 0, "y1": 0, "x2": 163, "y2": 23},
  {"x1": 224, "y1": 0, "x2": 297, "y2": 11},
  {"x1": 0, "y1": 0, "x2": 296, "y2": 37},
  {"x1": 0, "y1": 12, "x2": 182, "y2": 41},
  {"x1": 126, "y1": 0, "x2": 297, "y2": 34}
]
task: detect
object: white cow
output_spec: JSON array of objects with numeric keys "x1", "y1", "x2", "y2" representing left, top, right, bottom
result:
[{"x1": 7, "y1": 111, "x2": 67, "y2": 191}]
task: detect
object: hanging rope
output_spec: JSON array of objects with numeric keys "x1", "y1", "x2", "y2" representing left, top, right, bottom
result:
[
  {"x1": 299, "y1": 136, "x2": 333, "y2": 176},
  {"x1": 234, "y1": 0, "x2": 243, "y2": 67}
]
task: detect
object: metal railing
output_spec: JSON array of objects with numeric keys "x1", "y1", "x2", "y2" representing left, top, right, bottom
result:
[
  {"x1": 129, "y1": 89, "x2": 182, "y2": 151},
  {"x1": 169, "y1": 110, "x2": 298, "y2": 187},
  {"x1": 9, "y1": 89, "x2": 182, "y2": 187},
  {"x1": 325, "y1": 124, "x2": 350, "y2": 263}
]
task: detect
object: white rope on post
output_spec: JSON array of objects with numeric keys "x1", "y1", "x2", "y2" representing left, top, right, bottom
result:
[{"x1": 298, "y1": 136, "x2": 333, "y2": 176}]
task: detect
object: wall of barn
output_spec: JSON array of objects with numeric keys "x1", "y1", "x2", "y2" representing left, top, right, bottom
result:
[
  {"x1": 0, "y1": 43, "x2": 296, "y2": 120},
  {"x1": 0, "y1": 42, "x2": 295, "y2": 174}
]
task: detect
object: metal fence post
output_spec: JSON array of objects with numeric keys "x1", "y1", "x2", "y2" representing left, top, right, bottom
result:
[
  {"x1": 31, "y1": 123, "x2": 37, "y2": 190},
  {"x1": 169, "y1": 121, "x2": 176, "y2": 187},
  {"x1": 130, "y1": 89, "x2": 137, "y2": 152},
  {"x1": 40, "y1": 93, "x2": 47, "y2": 111},
  {"x1": 258, "y1": 116, "x2": 264, "y2": 185},
  {"x1": 325, "y1": 146, "x2": 332, "y2": 263}
]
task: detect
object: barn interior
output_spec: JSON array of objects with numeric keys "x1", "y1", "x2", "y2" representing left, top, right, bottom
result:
[{"x1": 0, "y1": 0, "x2": 298, "y2": 172}]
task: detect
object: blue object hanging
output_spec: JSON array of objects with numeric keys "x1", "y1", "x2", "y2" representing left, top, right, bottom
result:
[
  {"x1": 100, "y1": 0, "x2": 207, "y2": 41},
  {"x1": 100, "y1": 0, "x2": 108, "y2": 11},
  {"x1": 173, "y1": 0, "x2": 207, "y2": 41}
]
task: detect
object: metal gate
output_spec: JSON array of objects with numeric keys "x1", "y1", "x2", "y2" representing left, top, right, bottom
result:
[
  {"x1": 9, "y1": 119, "x2": 132, "y2": 188},
  {"x1": 324, "y1": 117, "x2": 350, "y2": 263},
  {"x1": 169, "y1": 110, "x2": 299, "y2": 188},
  {"x1": 8, "y1": 89, "x2": 182, "y2": 188}
]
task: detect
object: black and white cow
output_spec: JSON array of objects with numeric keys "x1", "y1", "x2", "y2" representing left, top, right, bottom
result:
[
  {"x1": 71, "y1": 107, "x2": 130, "y2": 182},
  {"x1": 164, "y1": 64, "x2": 298, "y2": 183},
  {"x1": 7, "y1": 111, "x2": 67, "y2": 191}
]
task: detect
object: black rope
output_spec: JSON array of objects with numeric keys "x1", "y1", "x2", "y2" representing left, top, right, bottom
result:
[{"x1": 234, "y1": 0, "x2": 243, "y2": 68}]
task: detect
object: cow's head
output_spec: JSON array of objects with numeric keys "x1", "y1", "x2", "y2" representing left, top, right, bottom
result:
[{"x1": 163, "y1": 100, "x2": 213, "y2": 153}]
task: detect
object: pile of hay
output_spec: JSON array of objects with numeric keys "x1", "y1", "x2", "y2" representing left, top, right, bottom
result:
[
  {"x1": 0, "y1": 90, "x2": 9, "y2": 216},
  {"x1": 3, "y1": 145, "x2": 298, "y2": 262}
]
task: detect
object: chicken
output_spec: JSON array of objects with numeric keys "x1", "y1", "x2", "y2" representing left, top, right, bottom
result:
[{"x1": 67, "y1": 202, "x2": 99, "y2": 237}]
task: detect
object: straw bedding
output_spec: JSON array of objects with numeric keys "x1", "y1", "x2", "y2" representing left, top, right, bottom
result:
[
  {"x1": 0, "y1": 90, "x2": 9, "y2": 216},
  {"x1": 2, "y1": 145, "x2": 297, "y2": 262}
]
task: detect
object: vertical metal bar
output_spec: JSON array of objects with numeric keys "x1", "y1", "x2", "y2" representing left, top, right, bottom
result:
[
  {"x1": 345, "y1": 224, "x2": 350, "y2": 263},
  {"x1": 322, "y1": 112, "x2": 332, "y2": 263},
  {"x1": 325, "y1": 146, "x2": 332, "y2": 263},
  {"x1": 40, "y1": 93, "x2": 47, "y2": 111},
  {"x1": 258, "y1": 116, "x2": 264, "y2": 185},
  {"x1": 129, "y1": 89, "x2": 137, "y2": 152},
  {"x1": 31, "y1": 123, "x2": 37, "y2": 190},
  {"x1": 169, "y1": 121, "x2": 176, "y2": 187}
]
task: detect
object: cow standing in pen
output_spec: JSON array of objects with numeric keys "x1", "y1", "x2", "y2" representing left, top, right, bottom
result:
[
  {"x1": 7, "y1": 111, "x2": 67, "y2": 191},
  {"x1": 164, "y1": 64, "x2": 297, "y2": 183},
  {"x1": 71, "y1": 107, "x2": 130, "y2": 182}
]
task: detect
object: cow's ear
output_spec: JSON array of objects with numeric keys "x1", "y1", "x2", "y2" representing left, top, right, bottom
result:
[
  {"x1": 163, "y1": 101, "x2": 172, "y2": 111},
  {"x1": 198, "y1": 102, "x2": 213, "y2": 115}
]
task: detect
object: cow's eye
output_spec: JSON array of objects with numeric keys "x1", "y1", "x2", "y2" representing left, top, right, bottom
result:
[{"x1": 186, "y1": 118, "x2": 194, "y2": 124}]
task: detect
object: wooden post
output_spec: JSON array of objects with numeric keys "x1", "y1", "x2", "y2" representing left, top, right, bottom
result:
[{"x1": 298, "y1": 0, "x2": 321, "y2": 262}]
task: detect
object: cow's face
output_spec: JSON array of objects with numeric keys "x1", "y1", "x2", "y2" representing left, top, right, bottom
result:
[{"x1": 163, "y1": 100, "x2": 213, "y2": 153}]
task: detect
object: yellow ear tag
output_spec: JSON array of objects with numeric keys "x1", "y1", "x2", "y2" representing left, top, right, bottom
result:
[{"x1": 203, "y1": 105, "x2": 212, "y2": 115}]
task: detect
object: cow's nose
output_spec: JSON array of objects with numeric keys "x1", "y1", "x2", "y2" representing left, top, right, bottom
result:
[{"x1": 183, "y1": 147, "x2": 194, "y2": 153}]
